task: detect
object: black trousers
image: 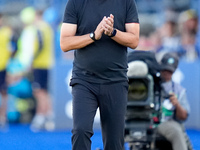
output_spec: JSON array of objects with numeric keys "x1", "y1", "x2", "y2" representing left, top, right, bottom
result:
[{"x1": 71, "y1": 80, "x2": 128, "y2": 150}]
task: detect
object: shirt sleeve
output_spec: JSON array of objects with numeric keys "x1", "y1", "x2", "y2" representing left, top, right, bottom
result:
[
  {"x1": 178, "y1": 89, "x2": 190, "y2": 115},
  {"x1": 63, "y1": 0, "x2": 77, "y2": 24},
  {"x1": 126, "y1": 0, "x2": 139, "y2": 23}
]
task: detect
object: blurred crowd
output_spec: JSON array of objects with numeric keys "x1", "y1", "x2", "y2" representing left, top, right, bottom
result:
[{"x1": 136, "y1": 9, "x2": 199, "y2": 62}]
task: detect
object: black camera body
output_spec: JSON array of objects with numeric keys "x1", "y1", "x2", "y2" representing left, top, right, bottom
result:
[{"x1": 124, "y1": 51, "x2": 172, "y2": 150}]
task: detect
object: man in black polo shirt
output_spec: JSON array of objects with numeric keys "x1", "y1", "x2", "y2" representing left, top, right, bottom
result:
[{"x1": 60, "y1": 0, "x2": 140, "y2": 149}]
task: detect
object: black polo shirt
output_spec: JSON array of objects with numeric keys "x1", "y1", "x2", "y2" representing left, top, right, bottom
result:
[{"x1": 63, "y1": 0, "x2": 139, "y2": 84}]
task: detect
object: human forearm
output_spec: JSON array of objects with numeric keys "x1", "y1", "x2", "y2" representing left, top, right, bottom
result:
[
  {"x1": 175, "y1": 103, "x2": 188, "y2": 120},
  {"x1": 170, "y1": 93, "x2": 188, "y2": 120},
  {"x1": 60, "y1": 34, "x2": 94, "y2": 52},
  {"x1": 111, "y1": 29, "x2": 139, "y2": 49}
]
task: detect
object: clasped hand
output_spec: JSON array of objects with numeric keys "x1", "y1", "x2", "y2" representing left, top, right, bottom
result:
[
  {"x1": 169, "y1": 93, "x2": 179, "y2": 107},
  {"x1": 94, "y1": 14, "x2": 114, "y2": 40}
]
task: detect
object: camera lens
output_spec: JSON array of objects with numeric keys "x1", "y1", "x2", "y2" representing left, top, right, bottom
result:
[{"x1": 128, "y1": 79, "x2": 148, "y2": 101}]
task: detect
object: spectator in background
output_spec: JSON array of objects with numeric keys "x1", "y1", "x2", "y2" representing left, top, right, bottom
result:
[
  {"x1": 0, "y1": 13, "x2": 12, "y2": 127},
  {"x1": 13, "y1": 7, "x2": 54, "y2": 131},
  {"x1": 177, "y1": 9, "x2": 199, "y2": 61},
  {"x1": 179, "y1": 9, "x2": 198, "y2": 36},
  {"x1": 14, "y1": 7, "x2": 36, "y2": 72},
  {"x1": 30, "y1": 9, "x2": 54, "y2": 131},
  {"x1": 148, "y1": 29, "x2": 163, "y2": 52},
  {"x1": 178, "y1": 31, "x2": 199, "y2": 61},
  {"x1": 135, "y1": 22, "x2": 156, "y2": 51},
  {"x1": 157, "y1": 10, "x2": 181, "y2": 54}
]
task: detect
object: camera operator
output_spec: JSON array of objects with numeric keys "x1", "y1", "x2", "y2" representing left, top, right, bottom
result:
[{"x1": 157, "y1": 52, "x2": 191, "y2": 150}]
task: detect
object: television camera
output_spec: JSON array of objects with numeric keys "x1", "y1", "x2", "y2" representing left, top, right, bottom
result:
[{"x1": 124, "y1": 51, "x2": 172, "y2": 150}]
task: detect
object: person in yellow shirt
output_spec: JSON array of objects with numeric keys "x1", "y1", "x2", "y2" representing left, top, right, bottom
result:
[
  {"x1": 13, "y1": 7, "x2": 54, "y2": 131},
  {"x1": 0, "y1": 13, "x2": 12, "y2": 127},
  {"x1": 17, "y1": 7, "x2": 54, "y2": 131},
  {"x1": 30, "y1": 9, "x2": 54, "y2": 131}
]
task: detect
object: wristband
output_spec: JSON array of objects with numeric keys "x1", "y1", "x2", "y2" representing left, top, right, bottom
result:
[{"x1": 109, "y1": 28, "x2": 117, "y2": 37}]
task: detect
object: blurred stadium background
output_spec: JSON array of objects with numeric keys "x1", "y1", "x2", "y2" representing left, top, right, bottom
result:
[{"x1": 0, "y1": 0, "x2": 200, "y2": 150}]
